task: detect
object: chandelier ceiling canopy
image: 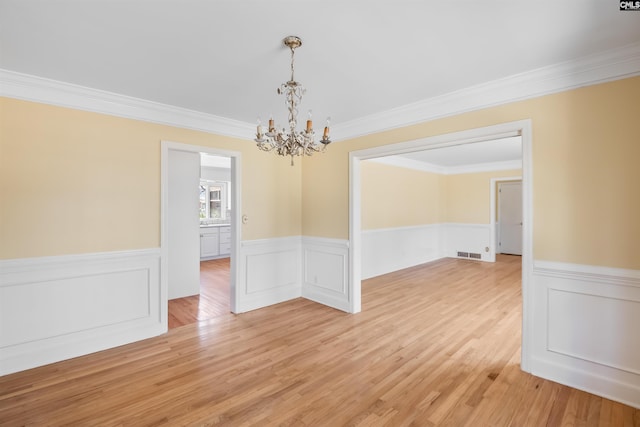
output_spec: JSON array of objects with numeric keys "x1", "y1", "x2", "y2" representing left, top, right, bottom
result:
[{"x1": 255, "y1": 36, "x2": 331, "y2": 165}]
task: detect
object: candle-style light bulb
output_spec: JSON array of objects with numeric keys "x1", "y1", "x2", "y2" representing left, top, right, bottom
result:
[
  {"x1": 306, "y1": 110, "x2": 313, "y2": 132},
  {"x1": 268, "y1": 114, "x2": 274, "y2": 132},
  {"x1": 256, "y1": 117, "x2": 263, "y2": 136},
  {"x1": 323, "y1": 116, "x2": 331, "y2": 139}
]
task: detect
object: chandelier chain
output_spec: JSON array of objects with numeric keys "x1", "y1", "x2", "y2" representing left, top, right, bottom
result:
[{"x1": 290, "y1": 45, "x2": 295, "y2": 82}]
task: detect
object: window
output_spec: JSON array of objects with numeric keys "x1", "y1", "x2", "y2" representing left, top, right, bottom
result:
[{"x1": 199, "y1": 181, "x2": 228, "y2": 220}]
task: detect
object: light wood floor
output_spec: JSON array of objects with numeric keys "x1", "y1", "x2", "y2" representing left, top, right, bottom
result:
[
  {"x1": 1, "y1": 255, "x2": 638, "y2": 426},
  {"x1": 168, "y1": 258, "x2": 231, "y2": 329}
]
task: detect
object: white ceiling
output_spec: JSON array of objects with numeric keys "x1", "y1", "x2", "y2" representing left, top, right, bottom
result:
[
  {"x1": 368, "y1": 135, "x2": 522, "y2": 174},
  {"x1": 1, "y1": 0, "x2": 639, "y2": 131},
  {"x1": 1, "y1": 1, "x2": 639, "y2": 168},
  {"x1": 397, "y1": 136, "x2": 522, "y2": 167}
]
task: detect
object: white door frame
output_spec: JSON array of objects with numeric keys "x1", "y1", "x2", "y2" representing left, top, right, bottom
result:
[
  {"x1": 161, "y1": 140, "x2": 242, "y2": 322},
  {"x1": 491, "y1": 177, "x2": 522, "y2": 259},
  {"x1": 349, "y1": 119, "x2": 533, "y2": 372}
]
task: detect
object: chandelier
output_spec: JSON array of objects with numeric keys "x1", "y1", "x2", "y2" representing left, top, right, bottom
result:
[{"x1": 255, "y1": 36, "x2": 331, "y2": 165}]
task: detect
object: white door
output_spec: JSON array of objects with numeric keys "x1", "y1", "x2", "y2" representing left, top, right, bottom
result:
[
  {"x1": 168, "y1": 149, "x2": 201, "y2": 299},
  {"x1": 498, "y1": 181, "x2": 522, "y2": 255}
]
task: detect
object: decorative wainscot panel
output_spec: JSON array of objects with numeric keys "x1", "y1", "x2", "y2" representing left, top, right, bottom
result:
[
  {"x1": 237, "y1": 237, "x2": 302, "y2": 313},
  {"x1": 531, "y1": 261, "x2": 640, "y2": 409},
  {"x1": 301, "y1": 237, "x2": 350, "y2": 312},
  {"x1": 0, "y1": 249, "x2": 162, "y2": 375}
]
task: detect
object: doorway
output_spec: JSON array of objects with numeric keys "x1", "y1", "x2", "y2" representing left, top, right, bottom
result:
[
  {"x1": 161, "y1": 141, "x2": 242, "y2": 331},
  {"x1": 349, "y1": 120, "x2": 533, "y2": 372},
  {"x1": 168, "y1": 258, "x2": 231, "y2": 328}
]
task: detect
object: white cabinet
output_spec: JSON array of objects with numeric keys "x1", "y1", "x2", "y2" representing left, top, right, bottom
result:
[
  {"x1": 219, "y1": 226, "x2": 231, "y2": 256},
  {"x1": 200, "y1": 228, "x2": 219, "y2": 259},
  {"x1": 200, "y1": 225, "x2": 231, "y2": 259}
]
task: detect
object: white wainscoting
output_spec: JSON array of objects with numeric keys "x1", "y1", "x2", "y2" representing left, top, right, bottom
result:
[
  {"x1": 237, "y1": 237, "x2": 302, "y2": 313},
  {"x1": 361, "y1": 223, "x2": 493, "y2": 280},
  {"x1": 531, "y1": 261, "x2": 640, "y2": 409},
  {"x1": 0, "y1": 249, "x2": 163, "y2": 376},
  {"x1": 361, "y1": 224, "x2": 444, "y2": 280},
  {"x1": 301, "y1": 237, "x2": 350, "y2": 312},
  {"x1": 443, "y1": 223, "x2": 492, "y2": 261}
]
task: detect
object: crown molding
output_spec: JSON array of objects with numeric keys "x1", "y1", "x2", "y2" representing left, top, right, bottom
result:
[
  {"x1": 2, "y1": 42, "x2": 639, "y2": 142},
  {"x1": 0, "y1": 69, "x2": 254, "y2": 140},
  {"x1": 333, "y1": 42, "x2": 640, "y2": 141},
  {"x1": 369, "y1": 156, "x2": 521, "y2": 175}
]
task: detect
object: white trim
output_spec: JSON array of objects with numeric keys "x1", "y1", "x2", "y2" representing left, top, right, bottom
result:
[
  {"x1": 531, "y1": 356, "x2": 640, "y2": 410},
  {"x1": 240, "y1": 235, "x2": 301, "y2": 248},
  {"x1": 301, "y1": 235, "x2": 350, "y2": 248},
  {"x1": 349, "y1": 154, "x2": 363, "y2": 314},
  {"x1": 161, "y1": 141, "x2": 242, "y2": 314},
  {"x1": 0, "y1": 248, "x2": 159, "y2": 271},
  {"x1": 0, "y1": 69, "x2": 254, "y2": 140},
  {"x1": 2, "y1": 42, "x2": 639, "y2": 141},
  {"x1": 333, "y1": 42, "x2": 640, "y2": 140},
  {"x1": 350, "y1": 119, "x2": 533, "y2": 371},
  {"x1": 533, "y1": 260, "x2": 640, "y2": 286}
]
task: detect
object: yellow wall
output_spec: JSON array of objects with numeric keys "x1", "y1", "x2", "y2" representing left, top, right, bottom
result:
[
  {"x1": 3, "y1": 76, "x2": 639, "y2": 269},
  {"x1": 0, "y1": 97, "x2": 302, "y2": 259},
  {"x1": 360, "y1": 161, "x2": 520, "y2": 229},
  {"x1": 302, "y1": 76, "x2": 640, "y2": 270},
  {"x1": 446, "y1": 169, "x2": 521, "y2": 224},
  {"x1": 360, "y1": 161, "x2": 445, "y2": 230}
]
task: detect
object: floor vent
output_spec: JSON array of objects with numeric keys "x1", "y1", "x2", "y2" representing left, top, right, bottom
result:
[
  {"x1": 469, "y1": 253, "x2": 482, "y2": 260},
  {"x1": 457, "y1": 251, "x2": 469, "y2": 258}
]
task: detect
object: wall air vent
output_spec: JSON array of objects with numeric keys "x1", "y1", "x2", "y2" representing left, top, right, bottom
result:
[
  {"x1": 469, "y1": 253, "x2": 481, "y2": 260},
  {"x1": 457, "y1": 251, "x2": 469, "y2": 258}
]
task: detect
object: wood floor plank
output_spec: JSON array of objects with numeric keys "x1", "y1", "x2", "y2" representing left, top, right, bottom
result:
[
  {"x1": 1, "y1": 255, "x2": 638, "y2": 426},
  {"x1": 168, "y1": 257, "x2": 231, "y2": 329}
]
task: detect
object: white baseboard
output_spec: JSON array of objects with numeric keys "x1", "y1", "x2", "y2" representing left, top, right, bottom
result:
[
  {"x1": 0, "y1": 249, "x2": 163, "y2": 376},
  {"x1": 531, "y1": 260, "x2": 640, "y2": 409},
  {"x1": 301, "y1": 237, "x2": 350, "y2": 312}
]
